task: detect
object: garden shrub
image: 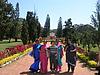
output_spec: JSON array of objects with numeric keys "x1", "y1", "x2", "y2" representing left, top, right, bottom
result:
[
  {"x1": 77, "y1": 53, "x2": 89, "y2": 62},
  {"x1": 87, "y1": 60, "x2": 97, "y2": 68},
  {"x1": 82, "y1": 56, "x2": 89, "y2": 63},
  {"x1": 77, "y1": 45, "x2": 99, "y2": 68},
  {"x1": 78, "y1": 53, "x2": 86, "y2": 60},
  {"x1": 88, "y1": 51, "x2": 98, "y2": 61}
]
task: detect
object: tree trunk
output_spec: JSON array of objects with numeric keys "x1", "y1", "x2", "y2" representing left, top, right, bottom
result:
[
  {"x1": 88, "y1": 44, "x2": 90, "y2": 52},
  {"x1": 0, "y1": 36, "x2": 3, "y2": 41},
  {"x1": 15, "y1": 38, "x2": 17, "y2": 42},
  {"x1": 8, "y1": 38, "x2": 11, "y2": 43},
  {"x1": 28, "y1": 39, "x2": 31, "y2": 44}
]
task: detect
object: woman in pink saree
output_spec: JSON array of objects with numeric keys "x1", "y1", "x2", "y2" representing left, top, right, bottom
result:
[{"x1": 40, "y1": 41, "x2": 48, "y2": 73}]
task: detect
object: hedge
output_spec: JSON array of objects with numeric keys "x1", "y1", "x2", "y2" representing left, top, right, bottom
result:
[{"x1": 77, "y1": 52, "x2": 97, "y2": 68}]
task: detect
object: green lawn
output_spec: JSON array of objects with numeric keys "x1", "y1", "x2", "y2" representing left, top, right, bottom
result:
[
  {"x1": 90, "y1": 47, "x2": 98, "y2": 52},
  {"x1": 0, "y1": 39, "x2": 23, "y2": 51}
]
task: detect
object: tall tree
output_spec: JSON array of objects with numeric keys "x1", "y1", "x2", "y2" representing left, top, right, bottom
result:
[
  {"x1": 56, "y1": 17, "x2": 62, "y2": 37},
  {"x1": 63, "y1": 18, "x2": 72, "y2": 40},
  {"x1": 91, "y1": 0, "x2": 100, "y2": 50},
  {"x1": 14, "y1": 2, "x2": 20, "y2": 42},
  {"x1": 0, "y1": 0, "x2": 8, "y2": 40},
  {"x1": 26, "y1": 11, "x2": 33, "y2": 43},
  {"x1": 77, "y1": 24, "x2": 95, "y2": 50},
  {"x1": 26, "y1": 11, "x2": 38, "y2": 43},
  {"x1": 36, "y1": 16, "x2": 41, "y2": 38},
  {"x1": 0, "y1": 0, "x2": 14, "y2": 41},
  {"x1": 15, "y1": 2, "x2": 19, "y2": 19},
  {"x1": 6, "y1": 3, "x2": 14, "y2": 43},
  {"x1": 31, "y1": 12, "x2": 37, "y2": 42},
  {"x1": 42, "y1": 14, "x2": 50, "y2": 37},
  {"x1": 21, "y1": 19, "x2": 28, "y2": 45}
]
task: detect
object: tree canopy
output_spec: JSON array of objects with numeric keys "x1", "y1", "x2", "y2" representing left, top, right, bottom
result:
[{"x1": 56, "y1": 17, "x2": 62, "y2": 37}]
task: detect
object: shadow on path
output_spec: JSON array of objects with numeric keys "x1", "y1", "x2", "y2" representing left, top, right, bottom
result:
[{"x1": 20, "y1": 71, "x2": 74, "y2": 75}]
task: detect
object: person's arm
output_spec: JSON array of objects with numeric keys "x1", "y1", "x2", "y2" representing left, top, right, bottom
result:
[
  {"x1": 55, "y1": 46, "x2": 58, "y2": 53},
  {"x1": 47, "y1": 47, "x2": 50, "y2": 50},
  {"x1": 70, "y1": 49, "x2": 76, "y2": 52},
  {"x1": 70, "y1": 45, "x2": 76, "y2": 52},
  {"x1": 64, "y1": 45, "x2": 67, "y2": 52},
  {"x1": 47, "y1": 47, "x2": 50, "y2": 55},
  {"x1": 39, "y1": 45, "x2": 42, "y2": 50},
  {"x1": 61, "y1": 45, "x2": 64, "y2": 57},
  {"x1": 61, "y1": 45, "x2": 64, "y2": 51},
  {"x1": 29, "y1": 45, "x2": 34, "y2": 56}
]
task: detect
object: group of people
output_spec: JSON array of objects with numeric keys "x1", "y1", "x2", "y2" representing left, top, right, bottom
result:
[{"x1": 29, "y1": 39, "x2": 77, "y2": 74}]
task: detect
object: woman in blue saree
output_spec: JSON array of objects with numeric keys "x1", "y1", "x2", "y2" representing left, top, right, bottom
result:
[{"x1": 29, "y1": 40, "x2": 41, "y2": 73}]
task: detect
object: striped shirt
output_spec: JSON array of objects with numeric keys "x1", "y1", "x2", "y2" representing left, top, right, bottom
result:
[{"x1": 49, "y1": 45, "x2": 58, "y2": 54}]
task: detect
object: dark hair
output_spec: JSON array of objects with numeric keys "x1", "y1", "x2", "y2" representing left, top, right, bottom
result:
[
  {"x1": 43, "y1": 40, "x2": 47, "y2": 43},
  {"x1": 35, "y1": 39, "x2": 39, "y2": 42},
  {"x1": 67, "y1": 42, "x2": 70, "y2": 46},
  {"x1": 51, "y1": 41, "x2": 55, "y2": 44},
  {"x1": 60, "y1": 39, "x2": 63, "y2": 43}
]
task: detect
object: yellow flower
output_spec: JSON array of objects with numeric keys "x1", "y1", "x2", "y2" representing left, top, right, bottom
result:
[
  {"x1": 88, "y1": 60, "x2": 97, "y2": 67},
  {"x1": 0, "y1": 48, "x2": 32, "y2": 66}
]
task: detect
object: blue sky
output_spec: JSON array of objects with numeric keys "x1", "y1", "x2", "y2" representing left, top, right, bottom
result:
[{"x1": 8, "y1": 0, "x2": 98, "y2": 29}]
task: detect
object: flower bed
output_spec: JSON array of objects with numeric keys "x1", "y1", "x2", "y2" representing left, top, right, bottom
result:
[
  {"x1": 77, "y1": 47, "x2": 99, "y2": 61},
  {"x1": 0, "y1": 44, "x2": 32, "y2": 60},
  {"x1": 77, "y1": 52, "x2": 97, "y2": 68},
  {"x1": 87, "y1": 60, "x2": 97, "y2": 68},
  {"x1": 0, "y1": 47, "x2": 32, "y2": 67}
]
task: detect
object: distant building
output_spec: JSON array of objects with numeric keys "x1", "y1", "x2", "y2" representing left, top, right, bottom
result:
[
  {"x1": 49, "y1": 32, "x2": 56, "y2": 39},
  {"x1": 50, "y1": 32, "x2": 55, "y2": 36}
]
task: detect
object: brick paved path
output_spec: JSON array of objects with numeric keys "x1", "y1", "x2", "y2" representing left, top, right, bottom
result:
[{"x1": 0, "y1": 52, "x2": 98, "y2": 75}]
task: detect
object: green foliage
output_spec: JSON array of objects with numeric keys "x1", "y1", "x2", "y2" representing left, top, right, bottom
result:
[
  {"x1": 0, "y1": 0, "x2": 13, "y2": 40},
  {"x1": 14, "y1": 2, "x2": 20, "y2": 42},
  {"x1": 63, "y1": 18, "x2": 72, "y2": 38},
  {"x1": 15, "y1": 2, "x2": 19, "y2": 19},
  {"x1": 88, "y1": 51, "x2": 98, "y2": 61},
  {"x1": 26, "y1": 11, "x2": 34, "y2": 42},
  {"x1": 0, "y1": 1, "x2": 22, "y2": 42},
  {"x1": 63, "y1": 18, "x2": 79, "y2": 43},
  {"x1": 87, "y1": 60, "x2": 97, "y2": 68},
  {"x1": 0, "y1": 39, "x2": 22, "y2": 51},
  {"x1": 56, "y1": 17, "x2": 62, "y2": 37},
  {"x1": 36, "y1": 16, "x2": 41, "y2": 38},
  {"x1": 78, "y1": 25, "x2": 96, "y2": 50},
  {"x1": 21, "y1": 19, "x2": 28, "y2": 45},
  {"x1": 77, "y1": 52, "x2": 97, "y2": 68},
  {"x1": 77, "y1": 53, "x2": 89, "y2": 62},
  {"x1": 26, "y1": 11, "x2": 41, "y2": 43},
  {"x1": 42, "y1": 14, "x2": 50, "y2": 37},
  {"x1": 91, "y1": 1, "x2": 100, "y2": 49}
]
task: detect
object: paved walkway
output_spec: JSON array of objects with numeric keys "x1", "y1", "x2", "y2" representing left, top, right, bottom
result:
[{"x1": 0, "y1": 52, "x2": 98, "y2": 75}]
